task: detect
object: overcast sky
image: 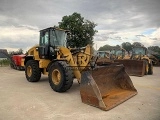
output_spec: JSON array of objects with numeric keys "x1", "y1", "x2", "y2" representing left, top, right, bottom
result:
[{"x1": 0, "y1": 0, "x2": 160, "y2": 52}]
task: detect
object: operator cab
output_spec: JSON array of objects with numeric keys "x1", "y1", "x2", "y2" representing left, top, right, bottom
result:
[
  {"x1": 132, "y1": 47, "x2": 147, "y2": 56},
  {"x1": 110, "y1": 48, "x2": 126, "y2": 59},
  {"x1": 38, "y1": 27, "x2": 68, "y2": 60}
]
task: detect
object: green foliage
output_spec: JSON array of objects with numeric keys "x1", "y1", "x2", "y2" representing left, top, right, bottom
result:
[
  {"x1": 0, "y1": 59, "x2": 10, "y2": 67},
  {"x1": 97, "y1": 40, "x2": 160, "y2": 56},
  {"x1": 121, "y1": 42, "x2": 132, "y2": 53},
  {"x1": 132, "y1": 42, "x2": 144, "y2": 47},
  {"x1": 98, "y1": 44, "x2": 120, "y2": 51},
  {"x1": 9, "y1": 48, "x2": 23, "y2": 55},
  {"x1": 18, "y1": 48, "x2": 23, "y2": 54},
  {"x1": 58, "y1": 12, "x2": 97, "y2": 47},
  {"x1": 148, "y1": 46, "x2": 160, "y2": 54}
]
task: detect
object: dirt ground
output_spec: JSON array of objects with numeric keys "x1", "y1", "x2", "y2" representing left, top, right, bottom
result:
[{"x1": 0, "y1": 66, "x2": 160, "y2": 120}]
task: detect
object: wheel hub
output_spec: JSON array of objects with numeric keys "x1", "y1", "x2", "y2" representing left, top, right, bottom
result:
[
  {"x1": 52, "y1": 69, "x2": 61, "y2": 85},
  {"x1": 146, "y1": 63, "x2": 149, "y2": 73},
  {"x1": 27, "y1": 66, "x2": 32, "y2": 77}
]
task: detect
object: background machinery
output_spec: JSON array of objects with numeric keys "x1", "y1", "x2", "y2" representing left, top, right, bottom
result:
[
  {"x1": 0, "y1": 50, "x2": 25, "y2": 70},
  {"x1": 148, "y1": 53, "x2": 160, "y2": 66},
  {"x1": 96, "y1": 51, "x2": 113, "y2": 66},
  {"x1": 110, "y1": 48, "x2": 130, "y2": 60},
  {"x1": 23, "y1": 27, "x2": 137, "y2": 111},
  {"x1": 108, "y1": 47, "x2": 153, "y2": 76},
  {"x1": 130, "y1": 46, "x2": 153, "y2": 75},
  {"x1": 11, "y1": 54, "x2": 25, "y2": 70},
  {"x1": 110, "y1": 48, "x2": 145, "y2": 76}
]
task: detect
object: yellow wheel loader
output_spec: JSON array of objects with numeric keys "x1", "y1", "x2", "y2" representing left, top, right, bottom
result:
[
  {"x1": 110, "y1": 48, "x2": 128, "y2": 60},
  {"x1": 97, "y1": 48, "x2": 144, "y2": 76},
  {"x1": 96, "y1": 51, "x2": 113, "y2": 66},
  {"x1": 23, "y1": 27, "x2": 137, "y2": 110},
  {"x1": 112, "y1": 47, "x2": 153, "y2": 76},
  {"x1": 109, "y1": 48, "x2": 145, "y2": 76},
  {"x1": 130, "y1": 46, "x2": 153, "y2": 75}
]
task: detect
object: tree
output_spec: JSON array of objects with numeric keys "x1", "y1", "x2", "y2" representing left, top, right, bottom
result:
[
  {"x1": 58, "y1": 12, "x2": 97, "y2": 47},
  {"x1": 8, "y1": 51, "x2": 17, "y2": 55},
  {"x1": 132, "y1": 42, "x2": 144, "y2": 47},
  {"x1": 121, "y1": 42, "x2": 132, "y2": 53},
  {"x1": 148, "y1": 46, "x2": 160, "y2": 54},
  {"x1": 98, "y1": 44, "x2": 112, "y2": 51},
  {"x1": 17, "y1": 48, "x2": 23, "y2": 54},
  {"x1": 98, "y1": 44, "x2": 120, "y2": 51},
  {"x1": 8, "y1": 48, "x2": 23, "y2": 55}
]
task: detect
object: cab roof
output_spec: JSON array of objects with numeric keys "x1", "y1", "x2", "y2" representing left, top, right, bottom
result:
[{"x1": 40, "y1": 27, "x2": 69, "y2": 32}]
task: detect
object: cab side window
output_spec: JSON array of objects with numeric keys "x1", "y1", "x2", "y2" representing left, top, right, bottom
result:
[{"x1": 40, "y1": 31, "x2": 49, "y2": 45}]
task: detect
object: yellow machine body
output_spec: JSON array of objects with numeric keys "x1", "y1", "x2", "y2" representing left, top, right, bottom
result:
[{"x1": 24, "y1": 27, "x2": 137, "y2": 111}]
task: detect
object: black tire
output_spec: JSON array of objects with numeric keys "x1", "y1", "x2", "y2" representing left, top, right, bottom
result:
[
  {"x1": 25, "y1": 60, "x2": 41, "y2": 82},
  {"x1": 20, "y1": 66, "x2": 25, "y2": 71},
  {"x1": 16, "y1": 66, "x2": 19, "y2": 70},
  {"x1": 48, "y1": 61, "x2": 73, "y2": 92},
  {"x1": 148, "y1": 61, "x2": 153, "y2": 75},
  {"x1": 10, "y1": 63, "x2": 14, "y2": 69}
]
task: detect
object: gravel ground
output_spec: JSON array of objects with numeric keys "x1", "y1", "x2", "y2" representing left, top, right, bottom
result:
[{"x1": 0, "y1": 66, "x2": 160, "y2": 120}]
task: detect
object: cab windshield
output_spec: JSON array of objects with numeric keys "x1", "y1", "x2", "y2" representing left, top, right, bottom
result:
[
  {"x1": 132, "y1": 48, "x2": 146, "y2": 55},
  {"x1": 111, "y1": 50, "x2": 122, "y2": 56},
  {"x1": 115, "y1": 50, "x2": 122, "y2": 56},
  {"x1": 50, "y1": 30, "x2": 67, "y2": 47}
]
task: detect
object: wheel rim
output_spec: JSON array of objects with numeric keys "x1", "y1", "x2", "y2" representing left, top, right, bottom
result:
[
  {"x1": 146, "y1": 63, "x2": 149, "y2": 73},
  {"x1": 52, "y1": 69, "x2": 61, "y2": 85},
  {"x1": 27, "y1": 66, "x2": 32, "y2": 77}
]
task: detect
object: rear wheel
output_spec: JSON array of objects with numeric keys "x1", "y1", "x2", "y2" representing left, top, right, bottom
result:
[
  {"x1": 48, "y1": 61, "x2": 73, "y2": 92},
  {"x1": 25, "y1": 60, "x2": 41, "y2": 82},
  {"x1": 148, "y1": 61, "x2": 153, "y2": 75}
]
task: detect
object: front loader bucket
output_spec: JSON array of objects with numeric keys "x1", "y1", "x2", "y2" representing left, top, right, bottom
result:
[
  {"x1": 80, "y1": 65, "x2": 137, "y2": 111},
  {"x1": 114, "y1": 60, "x2": 145, "y2": 77}
]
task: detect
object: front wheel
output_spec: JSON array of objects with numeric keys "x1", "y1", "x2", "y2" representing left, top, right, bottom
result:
[
  {"x1": 48, "y1": 61, "x2": 73, "y2": 92},
  {"x1": 25, "y1": 60, "x2": 41, "y2": 82}
]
